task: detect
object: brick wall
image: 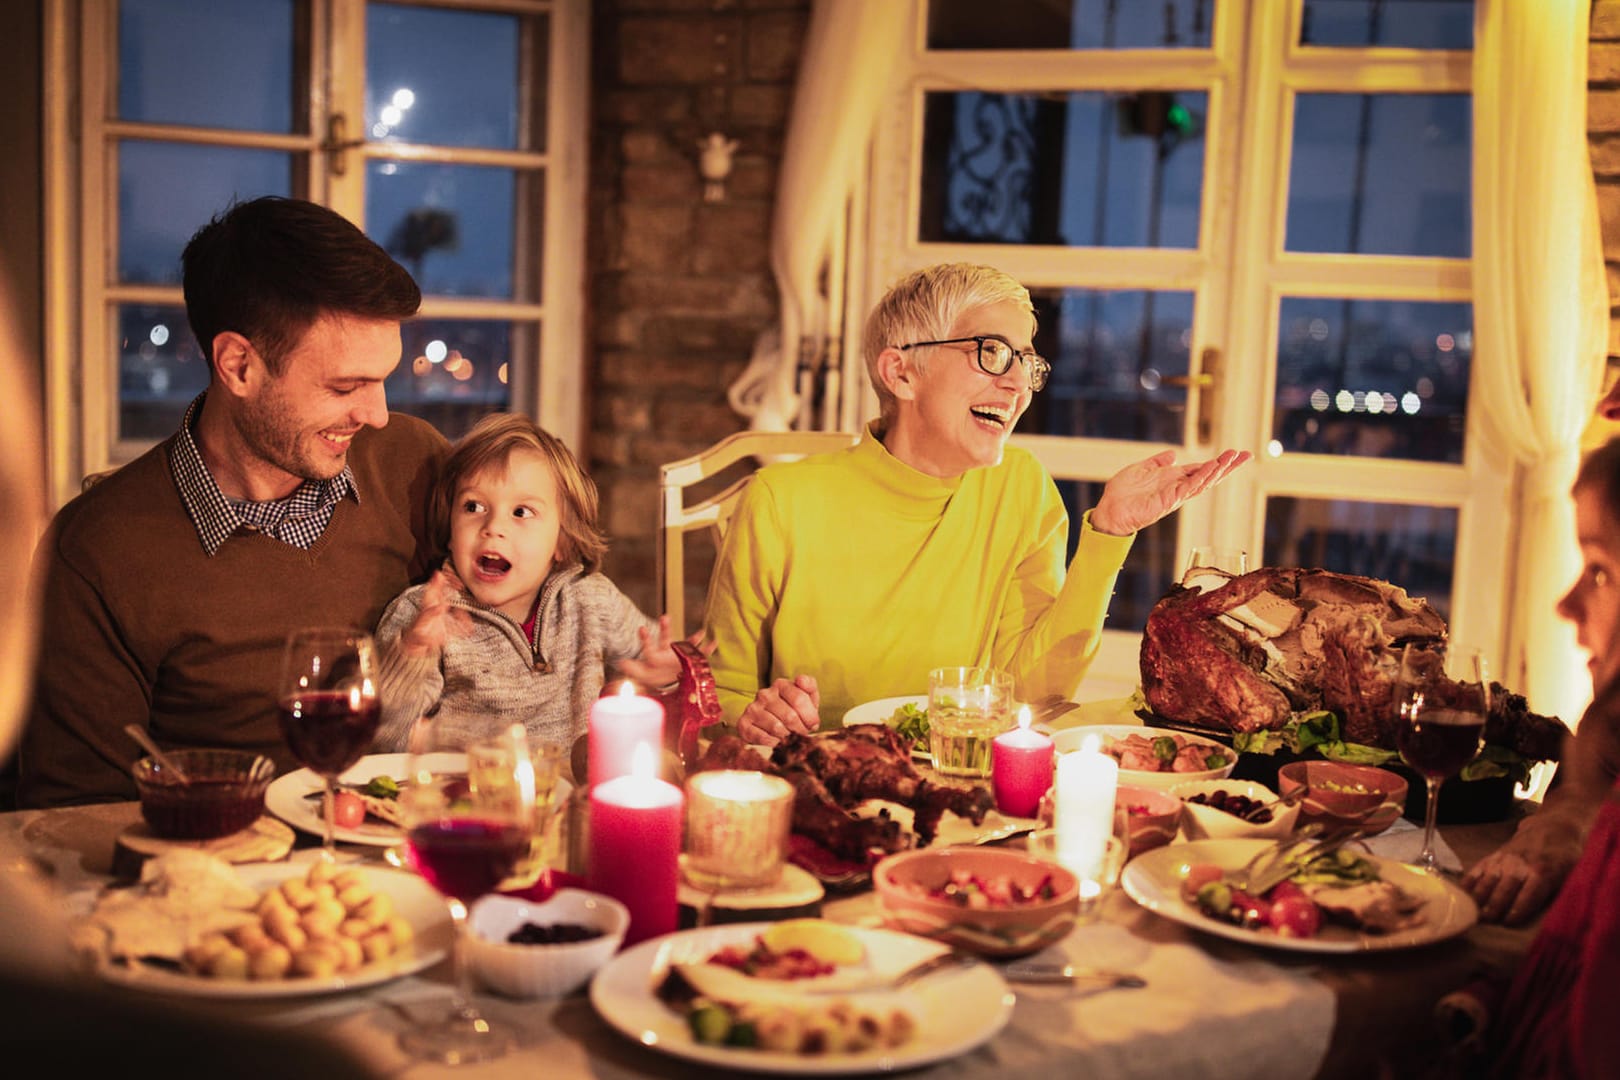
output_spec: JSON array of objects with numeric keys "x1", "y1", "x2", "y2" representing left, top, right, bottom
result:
[
  {"x1": 1595, "y1": 0, "x2": 1620, "y2": 356},
  {"x1": 588, "y1": 0, "x2": 811, "y2": 620}
]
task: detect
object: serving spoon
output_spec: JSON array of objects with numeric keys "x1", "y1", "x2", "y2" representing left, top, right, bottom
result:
[{"x1": 124, "y1": 724, "x2": 191, "y2": 784}]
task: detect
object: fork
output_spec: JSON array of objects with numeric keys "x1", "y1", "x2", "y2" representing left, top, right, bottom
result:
[{"x1": 1231, "y1": 825, "x2": 1361, "y2": 896}]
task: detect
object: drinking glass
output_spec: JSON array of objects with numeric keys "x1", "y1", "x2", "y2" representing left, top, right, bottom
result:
[
  {"x1": 276, "y1": 627, "x2": 381, "y2": 860},
  {"x1": 927, "y1": 666, "x2": 1015, "y2": 778},
  {"x1": 1184, "y1": 547, "x2": 1249, "y2": 576},
  {"x1": 399, "y1": 722, "x2": 538, "y2": 1064},
  {"x1": 1394, "y1": 645, "x2": 1488, "y2": 874}
]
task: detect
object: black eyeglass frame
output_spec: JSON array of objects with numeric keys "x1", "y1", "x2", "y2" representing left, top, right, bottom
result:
[{"x1": 896, "y1": 334, "x2": 1051, "y2": 391}]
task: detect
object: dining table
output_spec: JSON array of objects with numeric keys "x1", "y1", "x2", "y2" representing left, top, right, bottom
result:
[{"x1": 0, "y1": 738, "x2": 1537, "y2": 1080}]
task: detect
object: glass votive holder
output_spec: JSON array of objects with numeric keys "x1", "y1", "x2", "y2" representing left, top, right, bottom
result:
[
  {"x1": 1026, "y1": 828, "x2": 1126, "y2": 924},
  {"x1": 682, "y1": 770, "x2": 795, "y2": 891}
]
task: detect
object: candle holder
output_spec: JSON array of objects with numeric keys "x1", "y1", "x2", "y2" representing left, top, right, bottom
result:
[
  {"x1": 1027, "y1": 829, "x2": 1126, "y2": 924},
  {"x1": 682, "y1": 770, "x2": 794, "y2": 891}
]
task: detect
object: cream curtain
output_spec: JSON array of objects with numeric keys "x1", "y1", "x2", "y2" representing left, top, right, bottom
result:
[
  {"x1": 727, "y1": 0, "x2": 908, "y2": 431},
  {"x1": 1472, "y1": 0, "x2": 1608, "y2": 727}
]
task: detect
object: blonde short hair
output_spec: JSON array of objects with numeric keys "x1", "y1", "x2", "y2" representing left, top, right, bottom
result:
[
  {"x1": 860, "y1": 263, "x2": 1036, "y2": 426},
  {"x1": 429, "y1": 413, "x2": 607, "y2": 574}
]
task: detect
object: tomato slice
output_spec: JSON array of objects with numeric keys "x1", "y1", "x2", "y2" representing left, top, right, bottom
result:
[{"x1": 330, "y1": 790, "x2": 366, "y2": 829}]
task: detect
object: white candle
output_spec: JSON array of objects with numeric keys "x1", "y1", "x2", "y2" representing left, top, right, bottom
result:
[{"x1": 1055, "y1": 735, "x2": 1118, "y2": 878}]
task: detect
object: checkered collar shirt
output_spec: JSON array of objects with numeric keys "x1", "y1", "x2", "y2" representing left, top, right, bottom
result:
[{"x1": 169, "y1": 392, "x2": 359, "y2": 556}]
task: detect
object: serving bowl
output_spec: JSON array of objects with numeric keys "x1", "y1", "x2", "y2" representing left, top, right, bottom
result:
[
  {"x1": 1170, "y1": 778, "x2": 1300, "y2": 841},
  {"x1": 1115, "y1": 784, "x2": 1182, "y2": 860},
  {"x1": 873, "y1": 847, "x2": 1079, "y2": 959},
  {"x1": 1278, "y1": 761, "x2": 1407, "y2": 835},
  {"x1": 133, "y1": 749, "x2": 275, "y2": 839},
  {"x1": 466, "y1": 888, "x2": 630, "y2": 999},
  {"x1": 1051, "y1": 724, "x2": 1237, "y2": 792}
]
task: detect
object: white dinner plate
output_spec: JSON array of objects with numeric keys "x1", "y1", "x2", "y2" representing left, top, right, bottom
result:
[
  {"x1": 91, "y1": 861, "x2": 453, "y2": 998},
  {"x1": 1121, "y1": 838, "x2": 1479, "y2": 954},
  {"x1": 265, "y1": 752, "x2": 434, "y2": 846},
  {"x1": 589, "y1": 922, "x2": 1013, "y2": 1074},
  {"x1": 842, "y1": 695, "x2": 930, "y2": 762}
]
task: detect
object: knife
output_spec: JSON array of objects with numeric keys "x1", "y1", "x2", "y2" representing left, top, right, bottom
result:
[{"x1": 1002, "y1": 962, "x2": 1146, "y2": 989}]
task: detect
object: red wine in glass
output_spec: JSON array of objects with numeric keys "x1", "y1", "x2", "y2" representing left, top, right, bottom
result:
[
  {"x1": 1397, "y1": 709, "x2": 1485, "y2": 780},
  {"x1": 277, "y1": 690, "x2": 381, "y2": 777},
  {"x1": 406, "y1": 818, "x2": 530, "y2": 902}
]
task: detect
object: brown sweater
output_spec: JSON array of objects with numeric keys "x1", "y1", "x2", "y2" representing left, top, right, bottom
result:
[{"x1": 17, "y1": 415, "x2": 446, "y2": 807}]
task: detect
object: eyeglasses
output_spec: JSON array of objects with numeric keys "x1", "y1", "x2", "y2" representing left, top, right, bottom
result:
[{"x1": 897, "y1": 335, "x2": 1050, "y2": 392}]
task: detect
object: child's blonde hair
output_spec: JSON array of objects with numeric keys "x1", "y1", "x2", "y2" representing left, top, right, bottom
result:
[{"x1": 428, "y1": 413, "x2": 607, "y2": 573}]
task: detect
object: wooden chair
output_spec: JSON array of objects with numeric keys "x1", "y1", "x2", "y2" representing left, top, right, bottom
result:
[{"x1": 658, "y1": 429, "x2": 860, "y2": 637}]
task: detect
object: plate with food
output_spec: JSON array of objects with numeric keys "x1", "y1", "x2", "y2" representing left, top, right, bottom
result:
[
  {"x1": 1120, "y1": 837, "x2": 1478, "y2": 953},
  {"x1": 74, "y1": 853, "x2": 453, "y2": 997},
  {"x1": 265, "y1": 752, "x2": 463, "y2": 846},
  {"x1": 1052, "y1": 724, "x2": 1236, "y2": 792},
  {"x1": 842, "y1": 696, "x2": 931, "y2": 761},
  {"x1": 589, "y1": 918, "x2": 1012, "y2": 1073}
]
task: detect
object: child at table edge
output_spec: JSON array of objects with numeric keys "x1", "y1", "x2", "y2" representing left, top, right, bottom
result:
[{"x1": 372, "y1": 412, "x2": 687, "y2": 758}]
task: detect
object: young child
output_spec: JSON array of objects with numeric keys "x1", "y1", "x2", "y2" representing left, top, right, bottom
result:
[{"x1": 374, "y1": 413, "x2": 682, "y2": 754}]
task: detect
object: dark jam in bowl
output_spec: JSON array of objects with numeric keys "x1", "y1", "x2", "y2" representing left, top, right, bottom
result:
[
  {"x1": 140, "y1": 777, "x2": 266, "y2": 839},
  {"x1": 278, "y1": 690, "x2": 381, "y2": 777}
]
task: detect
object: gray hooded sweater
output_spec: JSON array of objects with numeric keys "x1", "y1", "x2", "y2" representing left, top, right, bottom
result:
[{"x1": 373, "y1": 564, "x2": 656, "y2": 753}]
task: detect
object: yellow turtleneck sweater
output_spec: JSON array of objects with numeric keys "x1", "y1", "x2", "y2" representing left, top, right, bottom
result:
[{"x1": 704, "y1": 425, "x2": 1134, "y2": 727}]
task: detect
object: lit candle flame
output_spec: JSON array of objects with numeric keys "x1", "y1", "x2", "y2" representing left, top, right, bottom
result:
[
  {"x1": 1016, "y1": 705, "x2": 1033, "y2": 733},
  {"x1": 1081, "y1": 733, "x2": 1101, "y2": 755},
  {"x1": 619, "y1": 681, "x2": 637, "y2": 701}
]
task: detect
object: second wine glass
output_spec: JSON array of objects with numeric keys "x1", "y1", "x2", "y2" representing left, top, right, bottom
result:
[
  {"x1": 277, "y1": 627, "x2": 381, "y2": 860},
  {"x1": 1394, "y1": 644, "x2": 1488, "y2": 874},
  {"x1": 399, "y1": 721, "x2": 538, "y2": 1064}
]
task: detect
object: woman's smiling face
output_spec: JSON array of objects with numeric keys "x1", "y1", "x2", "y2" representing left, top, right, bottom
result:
[
  {"x1": 884, "y1": 299, "x2": 1036, "y2": 478},
  {"x1": 448, "y1": 448, "x2": 563, "y2": 623}
]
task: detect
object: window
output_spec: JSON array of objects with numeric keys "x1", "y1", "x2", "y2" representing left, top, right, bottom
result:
[
  {"x1": 859, "y1": 0, "x2": 1502, "y2": 695},
  {"x1": 43, "y1": 0, "x2": 588, "y2": 505}
]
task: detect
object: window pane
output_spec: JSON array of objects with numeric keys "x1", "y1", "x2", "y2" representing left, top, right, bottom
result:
[
  {"x1": 1057, "y1": 482, "x2": 1178, "y2": 632},
  {"x1": 367, "y1": 3, "x2": 541, "y2": 151},
  {"x1": 928, "y1": 0, "x2": 1215, "y2": 49},
  {"x1": 1021, "y1": 287, "x2": 1194, "y2": 442},
  {"x1": 1263, "y1": 497, "x2": 1457, "y2": 621},
  {"x1": 117, "y1": 303, "x2": 209, "y2": 442},
  {"x1": 393, "y1": 318, "x2": 523, "y2": 437},
  {"x1": 118, "y1": 142, "x2": 294, "y2": 284},
  {"x1": 1273, "y1": 297, "x2": 1471, "y2": 463},
  {"x1": 920, "y1": 91, "x2": 1205, "y2": 248},
  {"x1": 118, "y1": 0, "x2": 297, "y2": 132},
  {"x1": 1300, "y1": 0, "x2": 1473, "y2": 49},
  {"x1": 1286, "y1": 93, "x2": 1470, "y2": 257},
  {"x1": 367, "y1": 161, "x2": 538, "y2": 300}
]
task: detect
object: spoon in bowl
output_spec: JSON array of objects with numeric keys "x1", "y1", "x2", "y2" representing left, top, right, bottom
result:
[{"x1": 124, "y1": 724, "x2": 191, "y2": 784}]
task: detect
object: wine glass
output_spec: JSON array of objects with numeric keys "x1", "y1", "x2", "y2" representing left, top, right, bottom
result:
[
  {"x1": 398, "y1": 722, "x2": 538, "y2": 1064},
  {"x1": 277, "y1": 627, "x2": 381, "y2": 860},
  {"x1": 1394, "y1": 645, "x2": 1488, "y2": 874},
  {"x1": 1184, "y1": 547, "x2": 1249, "y2": 576}
]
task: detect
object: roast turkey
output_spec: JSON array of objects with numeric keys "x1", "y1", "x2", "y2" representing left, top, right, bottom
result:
[{"x1": 1139, "y1": 566, "x2": 1564, "y2": 760}]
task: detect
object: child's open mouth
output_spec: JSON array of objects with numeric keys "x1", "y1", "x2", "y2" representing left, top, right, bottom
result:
[{"x1": 476, "y1": 553, "x2": 512, "y2": 578}]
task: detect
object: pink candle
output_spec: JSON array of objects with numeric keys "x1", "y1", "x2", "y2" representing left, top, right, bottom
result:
[
  {"x1": 588, "y1": 682, "x2": 665, "y2": 789},
  {"x1": 992, "y1": 706, "x2": 1055, "y2": 818},
  {"x1": 588, "y1": 743, "x2": 683, "y2": 946}
]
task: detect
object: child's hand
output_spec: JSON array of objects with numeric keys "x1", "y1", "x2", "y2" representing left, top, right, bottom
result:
[
  {"x1": 398, "y1": 566, "x2": 471, "y2": 659},
  {"x1": 618, "y1": 616, "x2": 712, "y2": 689}
]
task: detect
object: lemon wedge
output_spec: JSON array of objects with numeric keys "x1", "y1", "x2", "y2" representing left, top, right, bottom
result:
[{"x1": 760, "y1": 919, "x2": 865, "y2": 966}]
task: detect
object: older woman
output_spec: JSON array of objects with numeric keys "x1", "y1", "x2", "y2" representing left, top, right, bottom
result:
[{"x1": 705, "y1": 263, "x2": 1249, "y2": 745}]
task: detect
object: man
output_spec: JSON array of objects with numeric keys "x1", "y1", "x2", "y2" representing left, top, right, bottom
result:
[
  {"x1": 706, "y1": 262, "x2": 1248, "y2": 745},
  {"x1": 18, "y1": 196, "x2": 447, "y2": 807}
]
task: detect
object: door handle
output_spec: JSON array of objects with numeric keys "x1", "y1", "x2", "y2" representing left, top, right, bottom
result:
[{"x1": 1161, "y1": 347, "x2": 1220, "y2": 443}]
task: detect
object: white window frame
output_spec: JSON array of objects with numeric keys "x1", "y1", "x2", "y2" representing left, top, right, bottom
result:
[
  {"x1": 42, "y1": 0, "x2": 589, "y2": 509},
  {"x1": 855, "y1": 0, "x2": 1509, "y2": 695}
]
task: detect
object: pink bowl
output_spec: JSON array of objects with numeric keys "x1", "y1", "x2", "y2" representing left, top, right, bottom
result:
[
  {"x1": 873, "y1": 848, "x2": 1079, "y2": 958},
  {"x1": 1115, "y1": 784, "x2": 1181, "y2": 860},
  {"x1": 1277, "y1": 761, "x2": 1408, "y2": 835}
]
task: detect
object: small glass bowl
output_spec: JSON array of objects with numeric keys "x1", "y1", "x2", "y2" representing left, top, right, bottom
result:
[{"x1": 133, "y1": 749, "x2": 275, "y2": 839}]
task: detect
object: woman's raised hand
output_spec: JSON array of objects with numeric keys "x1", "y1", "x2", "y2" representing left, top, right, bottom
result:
[{"x1": 1090, "y1": 448, "x2": 1252, "y2": 537}]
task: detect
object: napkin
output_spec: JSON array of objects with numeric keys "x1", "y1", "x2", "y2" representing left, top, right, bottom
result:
[{"x1": 1361, "y1": 817, "x2": 1463, "y2": 873}]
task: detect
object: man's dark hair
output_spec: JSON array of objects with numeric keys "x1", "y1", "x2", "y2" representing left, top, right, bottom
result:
[{"x1": 181, "y1": 196, "x2": 421, "y2": 374}]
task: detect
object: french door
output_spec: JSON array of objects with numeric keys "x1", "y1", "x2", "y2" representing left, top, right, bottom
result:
[
  {"x1": 857, "y1": 0, "x2": 1506, "y2": 697},
  {"x1": 45, "y1": 0, "x2": 587, "y2": 507}
]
